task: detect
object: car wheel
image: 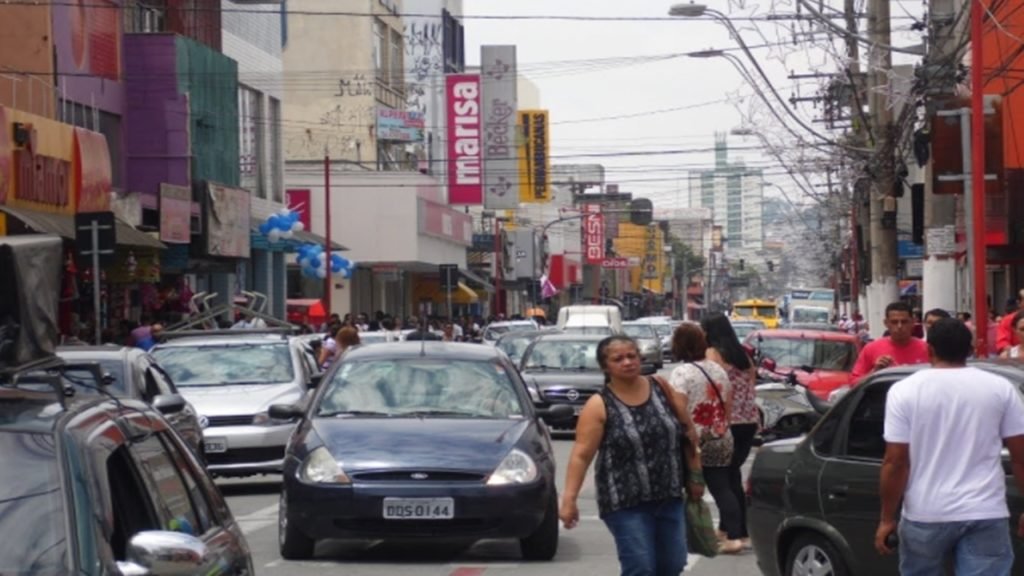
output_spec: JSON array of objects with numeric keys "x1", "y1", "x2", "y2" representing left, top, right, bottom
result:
[
  {"x1": 519, "y1": 492, "x2": 559, "y2": 561},
  {"x1": 279, "y1": 490, "x2": 315, "y2": 560},
  {"x1": 785, "y1": 533, "x2": 848, "y2": 576}
]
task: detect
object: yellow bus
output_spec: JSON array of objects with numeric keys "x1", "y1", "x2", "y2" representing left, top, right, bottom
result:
[{"x1": 730, "y1": 298, "x2": 780, "y2": 329}]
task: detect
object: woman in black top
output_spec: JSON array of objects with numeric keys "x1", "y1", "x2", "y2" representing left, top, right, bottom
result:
[{"x1": 560, "y1": 335, "x2": 704, "y2": 575}]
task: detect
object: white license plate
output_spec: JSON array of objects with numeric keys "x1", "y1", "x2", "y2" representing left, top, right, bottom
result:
[
  {"x1": 573, "y1": 405, "x2": 583, "y2": 415},
  {"x1": 203, "y1": 438, "x2": 228, "y2": 453},
  {"x1": 383, "y1": 498, "x2": 454, "y2": 520}
]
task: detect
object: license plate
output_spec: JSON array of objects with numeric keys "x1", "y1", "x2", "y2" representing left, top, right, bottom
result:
[
  {"x1": 383, "y1": 498, "x2": 454, "y2": 520},
  {"x1": 573, "y1": 405, "x2": 583, "y2": 415},
  {"x1": 203, "y1": 438, "x2": 228, "y2": 454}
]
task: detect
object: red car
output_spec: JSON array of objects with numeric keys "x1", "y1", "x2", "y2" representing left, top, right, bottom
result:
[{"x1": 745, "y1": 329, "x2": 862, "y2": 399}]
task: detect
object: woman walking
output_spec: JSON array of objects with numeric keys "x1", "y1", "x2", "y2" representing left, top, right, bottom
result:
[
  {"x1": 560, "y1": 335, "x2": 704, "y2": 575},
  {"x1": 702, "y1": 313, "x2": 759, "y2": 549},
  {"x1": 669, "y1": 323, "x2": 742, "y2": 554}
]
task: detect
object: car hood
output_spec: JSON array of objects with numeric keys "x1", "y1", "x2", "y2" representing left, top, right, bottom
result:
[
  {"x1": 523, "y1": 371, "x2": 606, "y2": 391},
  {"x1": 800, "y1": 370, "x2": 854, "y2": 397},
  {"x1": 178, "y1": 383, "x2": 303, "y2": 416},
  {"x1": 313, "y1": 418, "x2": 529, "y2": 472}
]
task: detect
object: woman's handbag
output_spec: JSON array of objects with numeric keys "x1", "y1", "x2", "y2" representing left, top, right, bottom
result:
[{"x1": 685, "y1": 498, "x2": 720, "y2": 558}]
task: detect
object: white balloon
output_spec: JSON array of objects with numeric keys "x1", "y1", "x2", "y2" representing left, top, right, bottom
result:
[
  {"x1": 278, "y1": 207, "x2": 291, "y2": 217},
  {"x1": 267, "y1": 229, "x2": 282, "y2": 243},
  {"x1": 316, "y1": 267, "x2": 327, "y2": 279},
  {"x1": 281, "y1": 230, "x2": 294, "y2": 239},
  {"x1": 292, "y1": 221, "x2": 305, "y2": 232}
]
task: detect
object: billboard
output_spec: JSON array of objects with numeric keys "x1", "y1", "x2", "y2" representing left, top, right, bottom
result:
[
  {"x1": 73, "y1": 127, "x2": 112, "y2": 213},
  {"x1": 53, "y1": 0, "x2": 123, "y2": 114},
  {"x1": 376, "y1": 108, "x2": 425, "y2": 142},
  {"x1": 159, "y1": 184, "x2": 191, "y2": 244},
  {"x1": 583, "y1": 204, "x2": 605, "y2": 264},
  {"x1": 446, "y1": 74, "x2": 482, "y2": 204},
  {"x1": 480, "y1": 46, "x2": 519, "y2": 210},
  {"x1": 518, "y1": 110, "x2": 550, "y2": 203}
]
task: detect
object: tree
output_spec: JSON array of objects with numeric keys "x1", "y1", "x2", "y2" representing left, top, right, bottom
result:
[{"x1": 666, "y1": 234, "x2": 705, "y2": 281}]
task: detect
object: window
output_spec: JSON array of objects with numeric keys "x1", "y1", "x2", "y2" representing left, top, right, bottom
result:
[
  {"x1": 157, "y1": 434, "x2": 216, "y2": 533},
  {"x1": 0, "y1": 432, "x2": 69, "y2": 571},
  {"x1": 128, "y1": 435, "x2": 201, "y2": 535},
  {"x1": 390, "y1": 29, "x2": 404, "y2": 90},
  {"x1": 152, "y1": 343, "x2": 295, "y2": 386},
  {"x1": 238, "y1": 86, "x2": 264, "y2": 198},
  {"x1": 843, "y1": 382, "x2": 894, "y2": 460},
  {"x1": 106, "y1": 446, "x2": 159, "y2": 560},
  {"x1": 124, "y1": 0, "x2": 166, "y2": 33},
  {"x1": 374, "y1": 20, "x2": 387, "y2": 81},
  {"x1": 269, "y1": 97, "x2": 283, "y2": 202}
]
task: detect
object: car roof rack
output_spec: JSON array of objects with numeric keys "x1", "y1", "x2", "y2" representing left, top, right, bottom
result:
[
  {"x1": 164, "y1": 291, "x2": 299, "y2": 334},
  {"x1": 0, "y1": 356, "x2": 77, "y2": 409},
  {"x1": 159, "y1": 328, "x2": 295, "y2": 341}
]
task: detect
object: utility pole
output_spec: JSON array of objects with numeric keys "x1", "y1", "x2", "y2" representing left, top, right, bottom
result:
[
  {"x1": 324, "y1": 152, "x2": 332, "y2": 316},
  {"x1": 844, "y1": 0, "x2": 862, "y2": 317},
  {"x1": 867, "y1": 0, "x2": 899, "y2": 335}
]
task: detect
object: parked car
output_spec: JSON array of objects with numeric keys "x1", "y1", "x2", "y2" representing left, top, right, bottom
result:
[
  {"x1": 748, "y1": 361, "x2": 1024, "y2": 576},
  {"x1": 151, "y1": 332, "x2": 322, "y2": 476},
  {"x1": 482, "y1": 320, "x2": 541, "y2": 344},
  {"x1": 0, "y1": 369, "x2": 254, "y2": 575},
  {"x1": 745, "y1": 329, "x2": 861, "y2": 399},
  {"x1": 622, "y1": 321, "x2": 664, "y2": 369},
  {"x1": 557, "y1": 305, "x2": 623, "y2": 334},
  {"x1": 495, "y1": 329, "x2": 551, "y2": 366},
  {"x1": 271, "y1": 342, "x2": 566, "y2": 561},
  {"x1": 56, "y1": 346, "x2": 203, "y2": 456}
]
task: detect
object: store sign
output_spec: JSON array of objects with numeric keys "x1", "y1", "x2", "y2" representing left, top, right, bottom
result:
[
  {"x1": 205, "y1": 182, "x2": 251, "y2": 258},
  {"x1": 376, "y1": 108, "x2": 425, "y2": 142},
  {"x1": 480, "y1": 46, "x2": 519, "y2": 209},
  {"x1": 419, "y1": 199, "x2": 472, "y2": 246},
  {"x1": 583, "y1": 204, "x2": 604, "y2": 263},
  {"x1": 73, "y1": 127, "x2": 112, "y2": 212},
  {"x1": 601, "y1": 257, "x2": 630, "y2": 269},
  {"x1": 14, "y1": 150, "x2": 71, "y2": 208},
  {"x1": 446, "y1": 74, "x2": 482, "y2": 204},
  {"x1": 286, "y1": 189, "x2": 312, "y2": 233},
  {"x1": 160, "y1": 183, "x2": 191, "y2": 244},
  {"x1": 518, "y1": 110, "x2": 550, "y2": 204}
]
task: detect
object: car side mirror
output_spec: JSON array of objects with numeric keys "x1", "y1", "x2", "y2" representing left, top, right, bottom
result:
[
  {"x1": 116, "y1": 531, "x2": 211, "y2": 576},
  {"x1": 101, "y1": 372, "x2": 117, "y2": 386},
  {"x1": 152, "y1": 393, "x2": 186, "y2": 415},
  {"x1": 269, "y1": 403, "x2": 304, "y2": 421},
  {"x1": 537, "y1": 404, "x2": 575, "y2": 421},
  {"x1": 641, "y1": 364, "x2": 658, "y2": 375},
  {"x1": 309, "y1": 372, "x2": 325, "y2": 389},
  {"x1": 760, "y1": 358, "x2": 777, "y2": 372}
]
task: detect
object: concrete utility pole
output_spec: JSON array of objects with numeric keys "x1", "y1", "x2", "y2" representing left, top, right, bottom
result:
[
  {"x1": 844, "y1": 0, "x2": 862, "y2": 316},
  {"x1": 866, "y1": 0, "x2": 899, "y2": 335}
]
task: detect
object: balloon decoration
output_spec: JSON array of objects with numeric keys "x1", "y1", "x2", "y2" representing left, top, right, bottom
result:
[
  {"x1": 296, "y1": 243, "x2": 355, "y2": 280},
  {"x1": 258, "y1": 207, "x2": 305, "y2": 243}
]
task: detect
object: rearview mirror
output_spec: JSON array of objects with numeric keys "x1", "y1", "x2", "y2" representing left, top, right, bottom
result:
[
  {"x1": 269, "y1": 403, "x2": 304, "y2": 421},
  {"x1": 537, "y1": 404, "x2": 575, "y2": 421},
  {"x1": 116, "y1": 531, "x2": 211, "y2": 576},
  {"x1": 152, "y1": 393, "x2": 186, "y2": 415},
  {"x1": 309, "y1": 372, "x2": 325, "y2": 389}
]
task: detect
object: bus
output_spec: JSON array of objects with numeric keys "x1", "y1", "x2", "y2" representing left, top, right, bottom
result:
[{"x1": 731, "y1": 298, "x2": 781, "y2": 329}]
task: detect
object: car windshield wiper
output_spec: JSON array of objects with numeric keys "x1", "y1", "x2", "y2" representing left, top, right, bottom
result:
[
  {"x1": 395, "y1": 409, "x2": 485, "y2": 418},
  {"x1": 318, "y1": 410, "x2": 393, "y2": 418}
]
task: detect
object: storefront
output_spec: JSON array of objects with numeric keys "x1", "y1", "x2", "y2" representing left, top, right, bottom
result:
[{"x1": 0, "y1": 105, "x2": 164, "y2": 341}]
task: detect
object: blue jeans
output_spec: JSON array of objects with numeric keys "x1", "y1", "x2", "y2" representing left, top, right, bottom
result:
[
  {"x1": 899, "y1": 518, "x2": 1013, "y2": 576},
  {"x1": 602, "y1": 499, "x2": 687, "y2": 576}
]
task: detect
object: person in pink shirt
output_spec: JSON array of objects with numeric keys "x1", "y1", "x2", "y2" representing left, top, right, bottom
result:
[{"x1": 851, "y1": 302, "x2": 930, "y2": 382}]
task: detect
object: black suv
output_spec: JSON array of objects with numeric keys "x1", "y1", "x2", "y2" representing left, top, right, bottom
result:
[{"x1": 0, "y1": 365, "x2": 254, "y2": 575}]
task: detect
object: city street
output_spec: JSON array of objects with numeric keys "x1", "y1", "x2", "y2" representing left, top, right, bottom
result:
[{"x1": 218, "y1": 364, "x2": 763, "y2": 576}]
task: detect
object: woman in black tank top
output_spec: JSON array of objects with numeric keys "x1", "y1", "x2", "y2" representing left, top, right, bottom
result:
[{"x1": 560, "y1": 336, "x2": 705, "y2": 575}]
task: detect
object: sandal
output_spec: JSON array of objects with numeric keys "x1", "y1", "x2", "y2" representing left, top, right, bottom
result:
[{"x1": 718, "y1": 539, "x2": 744, "y2": 554}]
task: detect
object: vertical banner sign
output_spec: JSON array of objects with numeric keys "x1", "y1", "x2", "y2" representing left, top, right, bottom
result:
[
  {"x1": 644, "y1": 224, "x2": 659, "y2": 279},
  {"x1": 584, "y1": 204, "x2": 605, "y2": 264},
  {"x1": 446, "y1": 74, "x2": 483, "y2": 204},
  {"x1": 481, "y1": 45, "x2": 519, "y2": 210},
  {"x1": 518, "y1": 110, "x2": 551, "y2": 204}
]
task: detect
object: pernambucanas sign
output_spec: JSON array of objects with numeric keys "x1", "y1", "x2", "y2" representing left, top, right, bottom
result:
[
  {"x1": 446, "y1": 74, "x2": 482, "y2": 204},
  {"x1": 518, "y1": 110, "x2": 550, "y2": 204},
  {"x1": 480, "y1": 45, "x2": 519, "y2": 210}
]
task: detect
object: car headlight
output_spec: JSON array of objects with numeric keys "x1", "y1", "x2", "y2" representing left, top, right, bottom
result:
[
  {"x1": 487, "y1": 448, "x2": 538, "y2": 486},
  {"x1": 300, "y1": 447, "x2": 351, "y2": 484},
  {"x1": 641, "y1": 342, "x2": 658, "y2": 354},
  {"x1": 252, "y1": 411, "x2": 294, "y2": 426}
]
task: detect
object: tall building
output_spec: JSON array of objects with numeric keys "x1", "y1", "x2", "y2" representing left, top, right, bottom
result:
[{"x1": 687, "y1": 134, "x2": 764, "y2": 255}]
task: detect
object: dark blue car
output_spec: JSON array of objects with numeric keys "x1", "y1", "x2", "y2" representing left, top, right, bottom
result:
[{"x1": 270, "y1": 342, "x2": 565, "y2": 561}]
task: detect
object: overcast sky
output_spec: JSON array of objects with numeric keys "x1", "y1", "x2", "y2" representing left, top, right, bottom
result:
[{"x1": 464, "y1": 0, "x2": 924, "y2": 212}]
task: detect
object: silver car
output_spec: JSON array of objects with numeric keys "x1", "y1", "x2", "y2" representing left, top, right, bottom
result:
[
  {"x1": 622, "y1": 322, "x2": 664, "y2": 369},
  {"x1": 151, "y1": 333, "x2": 321, "y2": 477}
]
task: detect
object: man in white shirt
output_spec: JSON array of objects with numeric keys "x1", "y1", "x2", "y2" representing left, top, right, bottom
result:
[{"x1": 876, "y1": 318, "x2": 1024, "y2": 575}]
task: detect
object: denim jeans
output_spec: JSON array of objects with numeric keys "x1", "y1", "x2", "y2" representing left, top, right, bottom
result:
[
  {"x1": 899, "y1": 518, "x2": 1013, "y2": 576},
  {"x1": 602, "y1": 498, "x2": 687, "y2": 576}
]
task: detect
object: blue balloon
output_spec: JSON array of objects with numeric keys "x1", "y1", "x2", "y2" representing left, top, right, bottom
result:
[
  {"x1": 340, "y1": 267, "x2": 351, "y2": 279},
  {"x1": 259, "y1": 222, "x2": 270, "y2": 235},
  {"x1": 309, "y1": 257, "x2": 321, "y2": 270}
]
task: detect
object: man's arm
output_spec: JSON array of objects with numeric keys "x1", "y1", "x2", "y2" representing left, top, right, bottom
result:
[
  {"x1": 876, "y1": 442, "x2": 910, "y2": 554},
  {"x1": 850, "y1": 344, "x2": 874, "y2": 381}
]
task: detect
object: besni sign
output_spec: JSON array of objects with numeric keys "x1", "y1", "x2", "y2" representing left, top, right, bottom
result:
[
  {"x1": 480, "y1": 46, "x2": 519, "y2": 210},
  {"x1": 584, "y1": 204, "x2": 605, "y2": 263},
  {"x1": 446, "y1": 74, "x2": 482, "y2": 204}
]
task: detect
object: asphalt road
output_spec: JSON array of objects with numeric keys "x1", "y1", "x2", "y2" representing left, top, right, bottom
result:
[{"x1": 218, "y1": 363, "x2": 764, "y2": 576}]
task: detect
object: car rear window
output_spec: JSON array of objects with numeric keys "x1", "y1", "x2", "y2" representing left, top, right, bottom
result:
[
  {"x1": 756, "y1": 337, "x2": 856, "y2": 372},
  {"x1": 152, "y1": 343, "x2": 294, "y2": 386},
  {"x1": 0, "y1": 431, "x2": 68, "y2": 574},
  {"x1": 523, "y1": 340, "x2": 601, "y2": 370}
]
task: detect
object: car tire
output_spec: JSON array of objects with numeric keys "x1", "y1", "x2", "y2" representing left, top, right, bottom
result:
[
  {"x1": 519, "y1": 492, "x2": 559, "y2": 561},
  {"x1": 279, "y1": 490, "x2": 315, "y2": 560},
  {"x1": 785, "y1": 533, "x2": 848, "y2": 576}
]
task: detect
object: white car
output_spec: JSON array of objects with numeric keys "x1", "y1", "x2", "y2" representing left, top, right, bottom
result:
[{"x1": 482, "y1": 320, "x2": 541, "y2": 344}]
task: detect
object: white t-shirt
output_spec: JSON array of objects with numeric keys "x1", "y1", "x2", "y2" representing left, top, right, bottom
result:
[{"x1": 884, "y1": 366, "x2": 1024, "y2": 522}]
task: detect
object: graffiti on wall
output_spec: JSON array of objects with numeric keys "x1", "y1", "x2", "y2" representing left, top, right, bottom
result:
[
  {"x1": 404, "y1": 20, "x2": 443, "y2": 115},
  {"x1": 284, "y1": 102, "x2": 376, "y2": 162},
  {"x1": 336, "y1": 73, "x2": 374, "y2": 98}
]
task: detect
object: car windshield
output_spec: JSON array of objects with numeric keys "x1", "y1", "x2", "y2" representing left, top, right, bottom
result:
[
  {"x1": 484, "y1": 324, "x2": 533, "y2": 340},
  {"x1": 0, "y1": 431, "x2": 68, "y2": 574},
  {"x1": 733, "y1": 307, "x2": 754, "y2": 318},
  {"x1": 793, "y1": 308, "x2": 831, "y2": 323},
  {"x1": 523, "y1": 340, "x2": 600, "y2": 371},
  {"x1": 756, "y1": 337, "x2": 857, "y2": 372},
  {"x1": 623, "y1": 325, "x2": 656, "y2": 339},
  {"x1": 152, "y1": 343, "x2": 294, "y2": 386},
  {"x1": 756, "y1": 306, "x2": 777, "y2": 317},
  {"x1": 318, "y1": 359, "x2": 524, "y2": 418},
  {"x1": 652, "y1": 324, "x2": 673, "y2": 338},
  {"x1": 496, "y1": 334, "x2": 536, "y2": 363}
]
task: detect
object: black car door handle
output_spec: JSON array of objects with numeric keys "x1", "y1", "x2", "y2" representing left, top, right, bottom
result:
[{"x1": 827, "y1": 485, "x2": 849, "y2": 500}]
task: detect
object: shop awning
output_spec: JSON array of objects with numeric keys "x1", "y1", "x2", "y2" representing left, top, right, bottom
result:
[
  {"x1": 456, "y1": 282, "x2": 479, "y2": 303},
  {"x1": 0, "y1": 205, "x2": 165, "y2": 249},
  {"x1": 460, "y1": 267, "x2": 494, "y2": 291}
]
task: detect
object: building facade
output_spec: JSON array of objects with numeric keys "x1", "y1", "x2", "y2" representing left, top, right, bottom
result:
[{"x1": 687, "y1": 135, "x2": 764, "y2": 257}]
